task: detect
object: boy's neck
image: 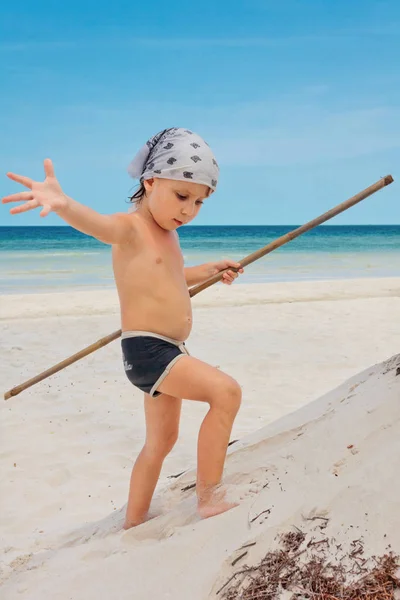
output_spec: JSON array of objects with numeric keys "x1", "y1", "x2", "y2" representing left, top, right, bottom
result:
[{"x1": 135, "y1": 202, "x2": 169, "y2": 234}]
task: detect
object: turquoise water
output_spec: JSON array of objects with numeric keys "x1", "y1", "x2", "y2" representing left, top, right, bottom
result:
[{"x1": 0, "y1": 225, "x2": 399, "y2": 293}]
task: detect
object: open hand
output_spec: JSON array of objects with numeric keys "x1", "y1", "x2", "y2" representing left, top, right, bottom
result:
[
  {"x1": 209, "y1": 259, "x2": 244, "y2": 285},
  {"x1": 2, "y1": 159, "x2": 68, "y2": 218}
]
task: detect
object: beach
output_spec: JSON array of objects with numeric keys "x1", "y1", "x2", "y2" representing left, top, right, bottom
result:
[
  {"x1": 1, "y1": 277, "x2": 400, "y2": 598},
  {"x1": 2, "y1": 0, "x2": 400, "y2": 593}
]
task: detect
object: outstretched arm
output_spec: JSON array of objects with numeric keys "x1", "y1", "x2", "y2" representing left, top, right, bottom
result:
[{"x1": 2, "y1": 159, "x2": 132, "y2": 245}]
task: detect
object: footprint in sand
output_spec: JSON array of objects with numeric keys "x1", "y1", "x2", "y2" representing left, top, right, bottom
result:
[
  {"x1": 81, "y1": 549, "x2": 110, "y2": 562},
  {"x1": 56, "y1": 506, "x2": 126, "y2": 550},
  {"x1": 44, "y1": 466, "x2": 72, "y2": 488},
  {"x1": 225, "y1": 468, "x2": 270, "y2": 492},
  {"x1": 55, "y1": 496, "x2": 168, "y2": 551}
]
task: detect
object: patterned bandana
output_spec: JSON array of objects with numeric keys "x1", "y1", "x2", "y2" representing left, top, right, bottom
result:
[{"x1": 127, "y1": 127, "x2": 219, "y2": 192}]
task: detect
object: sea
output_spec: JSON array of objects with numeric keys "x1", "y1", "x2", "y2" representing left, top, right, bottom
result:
[{"x1": 0, "y1": 225, "x2": 399, "y2": 294}]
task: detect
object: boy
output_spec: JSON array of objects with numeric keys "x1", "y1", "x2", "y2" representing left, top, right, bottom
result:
[{"x1": 2, "y1": 128, "x2": 244, "y2": 529}]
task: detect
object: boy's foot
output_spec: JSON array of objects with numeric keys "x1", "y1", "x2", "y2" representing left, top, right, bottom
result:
[
  {"x1": 123, "y1": 519, "x2": 145, "y2": 530},
  {"x1": 123, "y1": 505, "x2": 163, "y2": 530},
  {"x1": 198, "y1": 499, "x2": 238, "y2": 519},
  {"x1": 197, "y1": 485, "x2": 239, "y2": 519},
  {"x1": 123, "y1": 513, "x2": 151, "y2": 530}
]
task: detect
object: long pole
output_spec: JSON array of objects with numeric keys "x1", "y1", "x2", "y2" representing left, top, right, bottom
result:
[{"x1": 4, "y1": 175, "x2": 393, "y2": 400}]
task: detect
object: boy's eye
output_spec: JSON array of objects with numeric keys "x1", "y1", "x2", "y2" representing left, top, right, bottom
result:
[
  {"x1": 176, "y1": 193, "x2": 188, "y2": 200},
  {"x1": 196, "y1": 200, "x2": 204, "y2": 205}
]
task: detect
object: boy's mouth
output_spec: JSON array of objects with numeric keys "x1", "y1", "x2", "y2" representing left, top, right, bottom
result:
[{"x1": 173, "y1": 219, "x2": 183, "y2": 226}]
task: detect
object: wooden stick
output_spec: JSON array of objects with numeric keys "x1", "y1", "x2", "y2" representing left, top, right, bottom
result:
[
  {"x1": 4, "y1": 175, "x2": 393, "y2": 400},
  {"x1": 189, "y1": 175, "x2": 394, "y2": 296},
  {"x1": 4, "y1": 330, "x2": 122, "y2": 400}
]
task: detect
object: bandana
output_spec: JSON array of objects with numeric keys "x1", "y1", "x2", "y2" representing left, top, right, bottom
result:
[{"x1": 127, "y1": 127, "x2": 219, "y2": 191}]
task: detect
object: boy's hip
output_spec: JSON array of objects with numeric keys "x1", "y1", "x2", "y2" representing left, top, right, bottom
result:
[{"x1": 121, "y1": 330, "x2": 190, "y2": 398}]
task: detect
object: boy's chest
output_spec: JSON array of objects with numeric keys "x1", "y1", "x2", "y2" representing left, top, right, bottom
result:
[{"x1": 148, "y1": 233, "x2": 184, "y2": 271}]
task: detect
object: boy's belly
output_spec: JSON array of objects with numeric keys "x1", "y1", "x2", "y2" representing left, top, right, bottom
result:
[{"x1": 120, "y1": 288, "x2": 193, "y2": 341}]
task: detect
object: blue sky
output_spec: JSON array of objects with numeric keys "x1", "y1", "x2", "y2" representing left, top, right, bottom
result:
[{"x1": 1, "y1": 0, "x2": 399, "y2": 226}]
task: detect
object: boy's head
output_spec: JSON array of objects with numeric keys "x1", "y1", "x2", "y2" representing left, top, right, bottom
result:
[
  {"x1": 127, "y1": 128, "x2": 219, "y2": 229},
  {"x1": 141, "y1": 177, "x2": 211, "y2": 230}
]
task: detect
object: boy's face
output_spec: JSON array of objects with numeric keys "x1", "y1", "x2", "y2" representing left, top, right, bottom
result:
[{"x1": 143, "y1": 178, "x2": 211, "y2": 230}]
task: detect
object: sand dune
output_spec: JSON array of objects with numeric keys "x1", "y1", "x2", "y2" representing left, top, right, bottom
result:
[
  {"x1": 2, "y1": 353, "x2": 399, "y2": 599},
  {"x1": 1, "y1": 279, "x2": 399, "y2": 599}
]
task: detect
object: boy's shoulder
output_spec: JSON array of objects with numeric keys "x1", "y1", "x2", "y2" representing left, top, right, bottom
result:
[
  {"x1": 113, "y1": 211, "x2": 140, "y2": 228},
  {"x1": 109, "y1": 211, "x2": 142, "y2": 246}
]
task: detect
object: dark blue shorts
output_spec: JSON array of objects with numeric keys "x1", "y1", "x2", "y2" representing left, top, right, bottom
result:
[{"x1": 121, "y1": 331, "x2": 189, "y2": 398}]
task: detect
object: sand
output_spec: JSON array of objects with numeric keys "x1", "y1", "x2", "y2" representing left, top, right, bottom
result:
[{"x1": 1, "y1": 277, "x2": 399, "y2": 599}]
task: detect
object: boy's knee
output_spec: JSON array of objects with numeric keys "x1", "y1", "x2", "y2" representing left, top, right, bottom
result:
[
  {"x1": 145, "y1": 431, "x2": 178, "y2": 460},
  {"x1": 227, "y1": 379, "x2": 242, "y2": 412},
  {"x1": 214, "y1": 378, "x2": 242, "y2": 414}
]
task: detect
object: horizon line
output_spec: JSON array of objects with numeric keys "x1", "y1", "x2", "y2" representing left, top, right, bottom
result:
[{"x1": 1, "y1": 223, "x2": 399, "y2": 228}]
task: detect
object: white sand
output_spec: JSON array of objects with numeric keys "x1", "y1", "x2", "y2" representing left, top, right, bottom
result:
[{"x1": 1, "y1": 277, "x2": 399, "y2": 599}]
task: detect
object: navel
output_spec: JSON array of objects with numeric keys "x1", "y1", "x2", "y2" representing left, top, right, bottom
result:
[{"x1": 155, "y1": 257, "x2": 162, "y2": 264}]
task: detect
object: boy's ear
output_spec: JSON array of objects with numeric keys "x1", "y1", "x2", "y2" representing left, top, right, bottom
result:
[{"x1": 143, "y1": 178, "x2": 155, "y2": 193}]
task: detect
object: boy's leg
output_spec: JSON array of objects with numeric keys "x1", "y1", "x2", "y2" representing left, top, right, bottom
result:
[
  {"x1": 124, "y1": 393, "x2": 182, "y2": 529},
  {"x1": 157, "y1": 356, "x2": 242, "y2": 518}
]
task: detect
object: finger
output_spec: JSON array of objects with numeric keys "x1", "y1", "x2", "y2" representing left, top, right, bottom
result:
[
  {"x1": 40, "y1": 204, "x2": 52, "y2": 217},
  {"x1": 223, "y1": 274, "x2": 234, "y2": 283},
  {"x1": 225, "y1": 260, "x2": 241, "y2": 269},
  {"x1": 44, "y1": 158, "x2": 55, "y2": 178},
  {"x1": 9, "y1": 199, "x2": 39, "y2": 214},
  {"x1": 2, "y1": 191, "x2": 34, "y2": 204},
  {"x1": 6, "y1": 172, "x2": 34, "y2": 189},
  {"x1": 227, "y1": 270, "x2": 238, "y2": 278}
]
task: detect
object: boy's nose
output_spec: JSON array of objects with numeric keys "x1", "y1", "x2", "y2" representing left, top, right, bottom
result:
[{"x1": 181, "y1": 205, "x2": 194, "y2": 216}]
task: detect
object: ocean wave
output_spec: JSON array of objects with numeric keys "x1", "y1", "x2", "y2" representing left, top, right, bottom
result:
[
  {"x1": 4, "y1": 269, "x2": 77, "y2": 276},
  {"x1": 0, "y1": 251, "x2": 103, "y2": 258}
]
